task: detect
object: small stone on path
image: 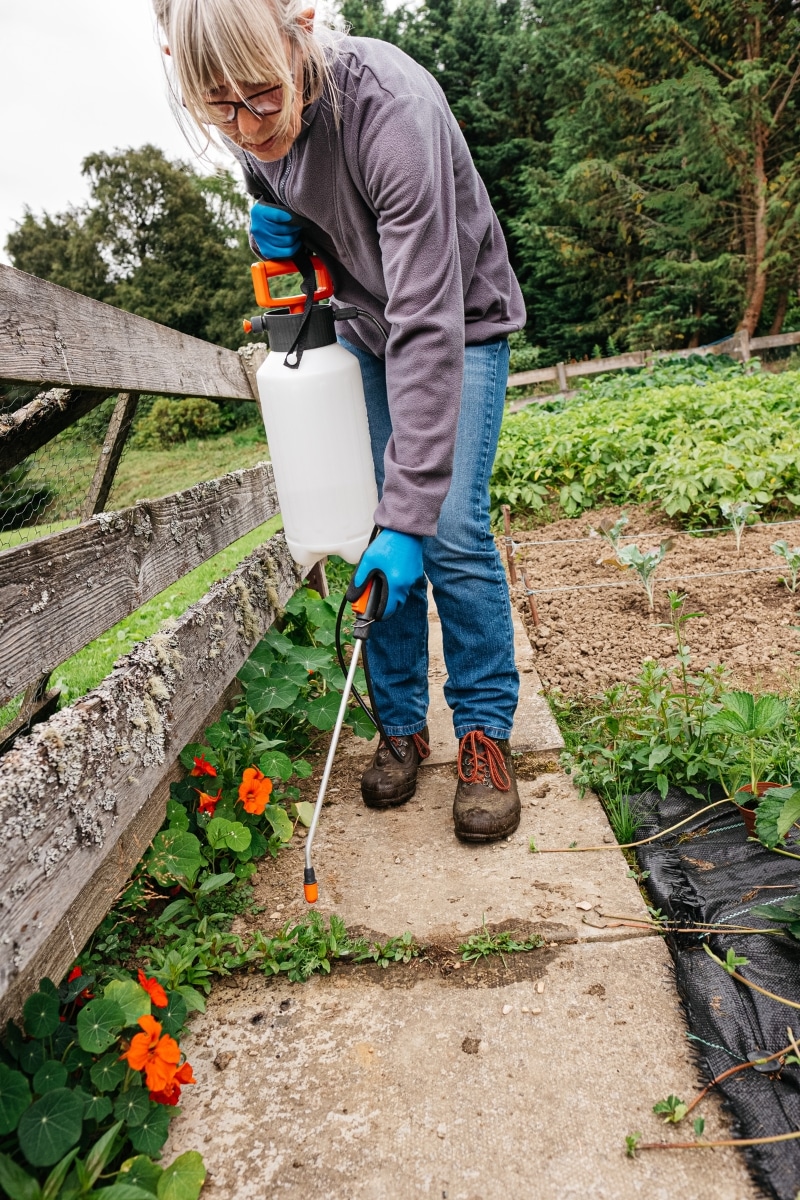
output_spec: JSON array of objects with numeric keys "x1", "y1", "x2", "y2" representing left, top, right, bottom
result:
[
  {"x1": 502, "y1": 1004, "x2": 512, "y2": 1015},
  {"x1": 575, "y1": 900, "x2": 595, "y2": 911}
]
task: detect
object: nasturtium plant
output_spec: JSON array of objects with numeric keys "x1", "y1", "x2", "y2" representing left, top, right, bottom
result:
[
  {"x1": 0, "y1": 1064, "x2": 31, "y2": 1134},
  {"x1": 77, "y1": 997, "x2": 126, "y2": 1054}
]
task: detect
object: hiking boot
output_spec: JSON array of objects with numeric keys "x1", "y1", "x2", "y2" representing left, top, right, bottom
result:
[
  {"x1": 453, "y1": 731, "x2": 520, "y2": 842},
  {"x1": 361, "y1": 726, "x2": 431, "y2": 809}
]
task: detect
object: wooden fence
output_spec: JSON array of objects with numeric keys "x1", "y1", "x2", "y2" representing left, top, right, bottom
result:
[
  {"x1": 506, "y1": 326, "x2": 800, "y2": 403},
  {"x1": 0, "y1": 265, "x2": 322, "y2": 1019}
]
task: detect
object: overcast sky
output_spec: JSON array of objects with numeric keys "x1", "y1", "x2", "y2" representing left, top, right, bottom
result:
[{"x1": 0, "y1": 1, "x2": 226, "y2": 263}]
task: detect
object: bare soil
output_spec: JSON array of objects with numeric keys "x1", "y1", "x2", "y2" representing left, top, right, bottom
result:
[{"x1": 514, "y1": 503, "x2": 800, "y2": 696}]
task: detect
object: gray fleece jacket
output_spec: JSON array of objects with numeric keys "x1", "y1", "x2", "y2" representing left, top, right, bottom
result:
[{"x1": 229, "y1": 36, "x2": 525, "y2": 538}]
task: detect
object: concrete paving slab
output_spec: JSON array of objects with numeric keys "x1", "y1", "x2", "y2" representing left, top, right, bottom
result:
[{"x1": 167, "y1": 937, "x2": 757, "y2": 1199}]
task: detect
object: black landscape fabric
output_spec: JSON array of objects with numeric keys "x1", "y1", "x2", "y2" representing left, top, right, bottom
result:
[{"x1": 634, "y1": 787, "x2": 800, "y2": 1200}]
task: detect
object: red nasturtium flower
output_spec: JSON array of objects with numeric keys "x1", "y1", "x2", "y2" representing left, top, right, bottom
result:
[
  {"x1": 149, "y1": 1060, "x2": 196, "y2": 1106},
  {"x1": 197, "y1": 788, "x2": 222, "y2": 817},
  {"x1": 137, "y1": 969, "x2": 168, "y2": 1008},
  {"x1": 120, "y1": 1015, "x2": 180, "y2": 1092},
  {"x1": 238, "y1": 767, "x2": 273, "y2": 816},
  {"x1": 190, "y1": 755, "x2": 217, "y2": 778},
  {"x1": 67, "y1": 966, "x2": 93, "y2": 1005}
]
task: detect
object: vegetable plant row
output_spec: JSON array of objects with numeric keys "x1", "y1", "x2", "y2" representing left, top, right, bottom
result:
[{"x1": 492, "y1": 357, "x2": 800, "y2": 525}]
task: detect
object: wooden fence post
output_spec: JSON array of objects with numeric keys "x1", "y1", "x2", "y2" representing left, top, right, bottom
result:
[
  {"x1": 556, "y1": 361, "x2": 569, "y2": 393},
  {"x1": 80, "y1": 392, "x2": 139, "y2": 521},
  {"x1": 501, "y1": 504, "x2": 517, "y2": 584}
]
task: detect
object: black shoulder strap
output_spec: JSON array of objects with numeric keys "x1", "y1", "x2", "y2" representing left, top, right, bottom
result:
[{"x1": 283, "y1": 247, "x2": 318, "y2": 370}]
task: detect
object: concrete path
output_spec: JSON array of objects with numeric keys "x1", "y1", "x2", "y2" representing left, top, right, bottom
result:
[{"x1": 166, "y1": 601, "x2": 760, "y2": 1199}]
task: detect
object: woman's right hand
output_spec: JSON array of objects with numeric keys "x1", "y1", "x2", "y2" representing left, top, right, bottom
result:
[{"x1": 250, "y1": 202, "x2": 302, "y2": 260}]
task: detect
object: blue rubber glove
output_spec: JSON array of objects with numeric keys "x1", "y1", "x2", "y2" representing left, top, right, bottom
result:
[
  {"x1": 250, "y1": 203, "x2": 302, "y2": 260},
  {"x1": 353, "y1": 530, "x2": 424, "y2": 620}
]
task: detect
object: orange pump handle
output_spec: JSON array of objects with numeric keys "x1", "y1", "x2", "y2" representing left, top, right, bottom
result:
[
  {"x1": 350, "y1": 581, "x2": 373, "y2": 616},
  {"x1": 251, "y1": 256, "x2": 334, "y2": 315}
]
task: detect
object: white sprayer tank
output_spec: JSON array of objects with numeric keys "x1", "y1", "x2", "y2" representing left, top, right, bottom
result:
[{"x1": 256, "y1": 304, "x2": 378, "y2": 568}]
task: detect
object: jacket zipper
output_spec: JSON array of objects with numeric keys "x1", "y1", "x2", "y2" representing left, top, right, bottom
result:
[{"x1": 277, "y1": 148, "x2": 293, "y2": 206}]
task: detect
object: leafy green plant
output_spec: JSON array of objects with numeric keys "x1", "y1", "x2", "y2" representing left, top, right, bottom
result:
[
  {"x1": 491, "y1": 365, "x2": 800, "y2": 525},
  {"x1": 0, "y1": 973, "x2": 204, "y2": 1198},
  {"x1": 616, "y1": 540, "x2": 672, "y2": 611},
  {"x1": 458, "y1": 922, "x2": 544, "y2": 966},
  {"x1": 705, "y1": 691, "x2": 788, "y2": 798},
  {"x1": 720, "y1": 500, "x2": 760, "y2": 556},
  {"x1": 771, "y1": 540, "x2": 800, "y2": 592},
  {"x1": 752, "y1": 785, "x2": 800, "y2": 850}
]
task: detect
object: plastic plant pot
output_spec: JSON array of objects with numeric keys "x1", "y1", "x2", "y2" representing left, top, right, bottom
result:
[{"x1": 733, "y1": 782, "x2": 784, "y2": 839}]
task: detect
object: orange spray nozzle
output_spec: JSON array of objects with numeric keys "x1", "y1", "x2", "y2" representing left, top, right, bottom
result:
[{"x1": 304, "y1": 881, "x2": 319, "y2": 904}]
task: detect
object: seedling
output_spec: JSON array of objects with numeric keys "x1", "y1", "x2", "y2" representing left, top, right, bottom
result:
[
  {"x1": 720, "y1": 499, "x2": 760, "y2": 556},
  {"x1": 595, "y1": 513, "x2": 629, "y2": 553},
  {"x1": 624, "y1": 1132, "x2": 642, "y2": 1158},
  {"x1": 353, "y1": 931, "x2": 419, "y2": 967},
  {"x1": 653, "y1": 1095, "x2": 688, "y2": 1124},
  {"x1": 771, "y1": 540, "x2": 800, "y2": 592},
  {"x1": 617, "y1": 540, "x2": 673, "y2": 611}
]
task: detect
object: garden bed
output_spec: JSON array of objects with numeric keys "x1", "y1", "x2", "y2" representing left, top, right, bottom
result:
[{"x1": 517, "y1": 503, "x2": 800, "y2": 696}]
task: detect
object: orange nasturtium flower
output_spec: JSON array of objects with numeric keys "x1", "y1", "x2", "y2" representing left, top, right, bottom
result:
[
  {"x1": 190, "y1": 755, "x2": 217, "y2": 778},
  {"x1": 197, "y1": 788, "x2": 221, "y2": 817},
  {"x1": 149, "y1": 1059, "x2": 196, "y2": 1106},
  {"x1": 120, "y1": 1015, "x2": 180, "y2": 1093},
  {"x1": 238, "y1": 767, "x2": 273, "y2": 816},
  {"x1": 137, "y1": 969, "x2": 168, "y2": 1008}
]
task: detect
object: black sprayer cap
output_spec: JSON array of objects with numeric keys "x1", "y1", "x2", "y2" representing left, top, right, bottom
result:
[{"x1": 264, "y1": 304, "x2": 337, "y2": 353}]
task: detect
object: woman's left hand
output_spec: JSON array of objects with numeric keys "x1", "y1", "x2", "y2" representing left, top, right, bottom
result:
[{"x1": 353, "y1": 529, "x2": 424, "y2": 619}]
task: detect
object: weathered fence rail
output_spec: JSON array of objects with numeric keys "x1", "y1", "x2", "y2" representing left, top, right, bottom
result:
[
  {"x1": 507, "y1": 327, "x2": 800, "y2": 398},
  {"x1": 0, "y1": 265, "x2": 311, "y2": 1019}
]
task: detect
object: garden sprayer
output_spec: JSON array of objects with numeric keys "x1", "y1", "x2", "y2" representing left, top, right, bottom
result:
[{"x1": 244, "y1": 248, "x2": 403, "y2": 904}]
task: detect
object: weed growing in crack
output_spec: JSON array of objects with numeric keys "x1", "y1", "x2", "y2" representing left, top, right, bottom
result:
[
  {"x1": 458, "y1": 920, "x2": 544, "y2": 967},
  {"x1": 352, "y1": 931, "x2": 420, "y2": 967}
]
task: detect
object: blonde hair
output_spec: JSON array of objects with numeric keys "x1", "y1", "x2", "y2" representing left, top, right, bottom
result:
[{"x1": 154, "y1": 0, "x2": 342, "y2": 146}]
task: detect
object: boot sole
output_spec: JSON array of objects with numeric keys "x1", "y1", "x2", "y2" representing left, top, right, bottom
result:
[
  {"x1": 361, "y1": 780, "x2": 417, "y2": 810},
  {"x1": 454, "y1": 810, "x2": 521, "y2": 843}
]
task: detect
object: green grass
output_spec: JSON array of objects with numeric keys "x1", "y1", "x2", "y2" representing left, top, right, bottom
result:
[{"x1": 51, "y1": 514, "x2": 282, "y2": 708}]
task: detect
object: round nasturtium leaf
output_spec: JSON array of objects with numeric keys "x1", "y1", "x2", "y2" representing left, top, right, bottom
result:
[
  {"x1": 17, "y1": 1087, "x2": 83, "y2": 1167},
  {"x1": 118, "y1": 1153, "x2": 164, "y2": 1192},
  {"x1": 18, "y1": 1039, "x2": 47, "y2": 1077},
  {"x1": 103, "y1": 980, "x2": 151, "y2": 1028},
  {"x1": 157, "y1": 1149, "x2": 207, "y2": 1200},
  {"x1": 114, "y1": 1086, "x2": 151, "y2": 1129},
  {"x1": 33, "y1": 1060, "x2": 68, "y2": 1095},
  {"x1": 225, "y1": 822, "x2": 251, "y2": 853},
  {"x1": 76, "y1": 998, "x2": 126, "y2": 1054},
  {"x1": 159, "y1": 992, "x2": 188, "y2": 1039},
  {"x1": 83, "y1": 1092, "x2": 113, "y2": 1122},
  {"x1": 128, "y1": 1106, "x2": 171, "y2": 1156},
  {"x1": 23, "y1": 991, "x2": 61, "y2": 1039},
  {"x1": 0, "y1": 1064, "x2": 32, "y2": 1134},
  {"x1": 90, "y1": 1051, "x2": 127, "y2": 1094}
]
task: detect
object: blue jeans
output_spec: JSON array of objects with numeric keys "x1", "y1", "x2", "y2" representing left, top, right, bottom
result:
[{"x1": 339, "y1": 336, "x2": 519, "y2": 741}]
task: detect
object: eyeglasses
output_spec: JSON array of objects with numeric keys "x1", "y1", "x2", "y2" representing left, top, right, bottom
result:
[{"x1": 205, "y1": 84, "x2": 284, "y2": 126}]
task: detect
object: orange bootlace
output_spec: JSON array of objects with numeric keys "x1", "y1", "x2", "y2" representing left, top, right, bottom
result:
[
  {"x1": 457, "y1": 731, "x2": 511, "y2": 791},
  {"x1": 382, "y1": 732, "x2": 431, "y2": 761}
]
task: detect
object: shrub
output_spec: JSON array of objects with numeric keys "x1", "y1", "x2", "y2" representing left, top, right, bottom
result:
[{"x1": 133, "y1": 397, "x2": 224, "y2": 448}]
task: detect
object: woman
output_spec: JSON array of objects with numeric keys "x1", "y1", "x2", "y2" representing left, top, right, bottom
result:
[{"x1": 156, "y1": 0, "x2": 526, "y2": 842}]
